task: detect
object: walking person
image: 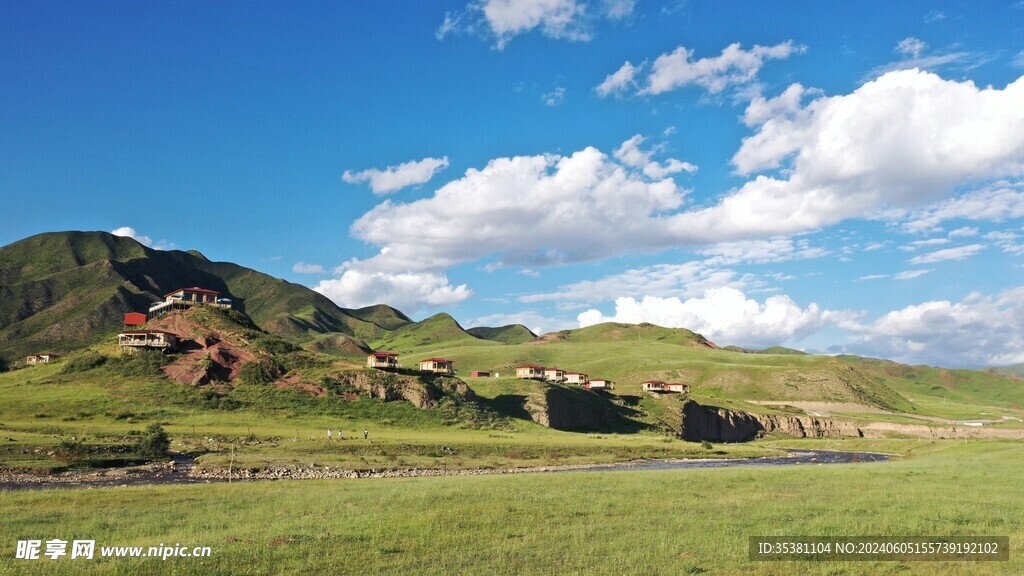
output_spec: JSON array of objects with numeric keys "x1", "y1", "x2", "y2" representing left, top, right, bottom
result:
[
  {"x1": 363, "y1": 428, "x2": 368, "y2": 440},
  {"x1": 327, "y1": 428, "x2": 332, "y2": 440}
]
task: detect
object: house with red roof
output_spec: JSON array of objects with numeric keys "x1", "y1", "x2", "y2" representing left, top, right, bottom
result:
[
  {"x1": 515, "y1": 364, "x2": 546, "y2": 379},
  {"x1": 367, "y1": 352, "x2": 400, "y2": 370},
  {"x1": 148, "y1": 287, "x2": 232, "y2": 318},
  {"x1": 419, "y1": 358, "x2": 454, "y2": 375},
  {"x1": 118, "y1": 329, "x2": 179, "y2": 352}
]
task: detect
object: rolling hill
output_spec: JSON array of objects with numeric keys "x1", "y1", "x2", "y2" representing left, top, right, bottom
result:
[{"x1": 466, "y1": 324, "x2": 537, "y2": 345}]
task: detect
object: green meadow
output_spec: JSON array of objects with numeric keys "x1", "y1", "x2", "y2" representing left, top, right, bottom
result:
[{"x1": 1, "y1": 439, "x2": 1021, "y2": 575}]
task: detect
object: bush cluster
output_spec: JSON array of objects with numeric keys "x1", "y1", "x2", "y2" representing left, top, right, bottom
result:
[{"x1": 60, "y1": 351, "x2": 107, "y2": 373}]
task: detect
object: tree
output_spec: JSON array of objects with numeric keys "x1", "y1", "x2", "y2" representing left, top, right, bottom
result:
[{"x1": 135, "y1": 423, "x2": 171, "y2": 460}]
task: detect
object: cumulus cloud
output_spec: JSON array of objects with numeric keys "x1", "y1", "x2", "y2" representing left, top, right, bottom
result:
[
  {"x1": 908, "y1": 244, "x2": 985, "y2": 265},
  {"x1": 111, "y1": 226, "x2": 152, "y2": 247},
  {"x1": 350, "y1": 140, "x2": 694, "y2": 274},
  {"x1": 343, "y1": 157, "x2": 449, "y2": 195},
  {"x1": 844, "y1": 287, "x2": 1024, "y2": 366},
  {"x1": 598, "y1": 41, "x2": 803, "y2": 97},
  {"x1": 595, "y1": 61, "x2": 638, "y2": 97},
  {"x1": 314, "y1": 269, "x2": 472, "y2": 312},
  {"x1": 576, "y1": 288, "x2": 840, "y2": 348},
  {"x1": 292, "y1": 262, "x2": 327, "y2": 275},
  {"x1": 437, "y1": 0, "x2": 634, "y2": 48},
  {"x1": 698, "y1": 70, "x2": 1024, "y2": 240}
]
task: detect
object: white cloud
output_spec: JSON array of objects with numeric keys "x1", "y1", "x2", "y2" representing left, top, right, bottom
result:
[
  {"x1": 292, "y1": 262, "x2": 327, "y2": 275},
  {"x1": 712, "y1": 70, "x2": 1024, "y2": 240},
  {"x1": 111, "y1": 226, "x2": 152, "y2": 247},
  {"x1": 845, "y1": 287, "x2": 1024, "y2": 366},
  {"x1": 698, "y1": 237, "x2": 828, "y2": 265},
  {"x1": 521, "y1": 260, "x2": 742, "y2": 305},
  {"x1": 613, "y1": 134, "x2": 697, "y2": 179},
  {"x1": 907, "y1": 238, "x2": 951, "y2": 249},
  {"x1": 1013, "y1": 51, "x2": 1024, "y2": 70},
  {"x1": 599, "y1": 41, "x2": 803, "y2": 98},
  {"x1": 596, "y1": 61, "x2": 638, "y2": 97},
  {"x1": 985, "y1": 230, "x2": 1024, "y2": 255},
  {"x1": 894, "y1": 269, "x2": 932, "y2": 280},
  {"x1": 314, "y1": 269, "x2": 472, "y2": 312},
  {"x1": 902, "y1": 181, "x2": 1024, "y2": 232},
  {"x1": 349, "y1": 141, "x2": 692, "y2": 274},
  {"x1": 542, "y1": 86, "x2": 566, "y2": 106},
  {"x1": 438, "y1": 0, "x2": 634, "y2": 49},
  {"x1": 111, "y1": 226, "x2": 175, "y2": 250},
  {"x1": 602, "y1": 0, "x2": 636, "y2": 20},
  {"x1": 908, "y1": 244, "x2": 985, "y2": 265},
  {"x1": 343, "y1": 157, "x2": 450, "y2": 195},
  {"x1": 924, "y1": 10, "x2": 945, "y2": 23},
  {"x1": 948, "y1": 226, "x2": 980, "y2": 238},
  {"x1": 896, "y1": 37, "x2": 927, "y2": 59},
  {"x1": 577, "y1": 287, "x2": 839, "y2": 348}
]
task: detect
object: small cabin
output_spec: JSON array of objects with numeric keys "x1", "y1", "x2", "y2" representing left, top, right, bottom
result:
[
  {"x1": 565, "y1": 372, "x2": 588, "y2": 385},
  {"x1": 148, "y1": 287, "x2": 231, "y2": 318},
  {"x1": 586, "y1": 379, "x2": 614, "y2": 390},
  {"x1": 419, "y1": 358, "x2": 454, "y2": 375},
  {"x1": 643, "y1": 380, "x2": 688, "y2": 393},
  {"x1": 516, "y1": 365, "x2": 546, "y2": 379},
  {"x1": 543, "y1": 367, "x2": 566, "y2": 382},
  {"x1": 367, "y1": 352, "x2": 399, "y2": 370},
  {"x1": 124, "y1": 312, "x2": 147, "y2": 327},
  {"x1": 118, "y1": 330, "x2": 178, "y2": 352},
  {"x1": 25, "y1": 353, "x2": 59, "y2": 365},
  {"x1": 470, "y1": 371, "x2": 490, "y2": 377}
]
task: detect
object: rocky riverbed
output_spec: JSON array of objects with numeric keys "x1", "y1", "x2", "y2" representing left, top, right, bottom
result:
[{"x1": 0, "y1": 450, "x2": 889, "y2": 491}]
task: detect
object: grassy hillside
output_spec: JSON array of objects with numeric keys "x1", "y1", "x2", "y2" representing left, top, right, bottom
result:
[
  {"x1": 988, "y1": 363, "x2": 1024, "y2": 379},
  {"x1": 369, "y1": 313, "x2": 495, "y2": 353},
  {"x1": 544, "y1": 322, "x2": 718, "y2": 348},
  {"x1": 344, "y1": 304, "x2": 412, "y2": 331},
  {"x1": 723, "y1": 345, "x2": 808, "y2": 355},
  {"x1": 467, "y1": 324, "x2": 537, "y2": 345},
  {"x1": 0, "y1": 231, "x2": 383, "y2": 362}
]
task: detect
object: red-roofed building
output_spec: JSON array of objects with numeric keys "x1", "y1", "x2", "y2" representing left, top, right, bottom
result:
[
  {"x1": 124, "y1": 312, "x2": 147, "y2": 327},
  {"x1": 367, "y1": 352, "x2": 400, "y2": 370},
  {"x1": 585, "y1": 379, "x2": 614, "y2": 390},
  {"x1": 516, "y1": 365, "x2": 546, "y2": 379},
  {"x1": 118, "y1": 329, "x2": 178, "y2": 352},
  {"x1": 543, "y1": 367, "x2": 566, "y2": 382},
  {"x1": 643, "y1": 380, "x2": 689, "y2": 393},
  {"x1": 148, "y1": 287, "x2": 232, "y2": 318},
  {"x1": 565, "y1": 372, "x2": 588, "y2": 385},
  {"x1": 419, "y1": 358, "x2": 454, "y2": 375}
]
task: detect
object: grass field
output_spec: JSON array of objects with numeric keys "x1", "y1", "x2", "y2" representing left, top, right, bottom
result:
[{"x1": 1, "y1": 439, "x2": 1021, "y2": 575}]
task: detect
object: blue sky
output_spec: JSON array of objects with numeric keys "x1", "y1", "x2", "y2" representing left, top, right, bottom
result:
[{"x1": 2, "y1": 1, "x2": 1023, "y2": 367}]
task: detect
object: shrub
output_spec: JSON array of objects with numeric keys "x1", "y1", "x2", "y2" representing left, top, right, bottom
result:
[
  {"x1": 107, "y1": 350, "x2": 168, "y2": 378},
  {"x1": 135, "y1": 423, "x2": 171, "y2": 460},
  {"x1": 237, "y1": 359, "x2": 281, "y2": 386},
  {"x1": 61, "y1": 351, "x2": 107, "y2": 374},
  {"x1": 53, "y1": 437, "x2": 88, "y2": 463},
  {"x1": 700, "y1": 440, "x2": 713, "y2": 450}
]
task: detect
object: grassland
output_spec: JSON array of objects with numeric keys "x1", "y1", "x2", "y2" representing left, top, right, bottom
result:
[{"x1": 1, "y1": 439, "x2": 1021, "y2": 575}]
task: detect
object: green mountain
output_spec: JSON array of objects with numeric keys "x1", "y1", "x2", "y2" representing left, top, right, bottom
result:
[
  {"x1": 722, "y1": 345, "x2": 808, "y2": 355},
  {"x1": 346, "y1": 304, "x2": 413, "y2": 331},
  {"x1": 543, "y1": 322, "x2": 718, "y2": 348},
  {"x1": 370, "y1": 313, "x2": 495, "y2": 352},
  {"x1": 0, "y1": 231, "x2": 386, "y2": 361},
  {"x1": 467, "y1": 324, "x2": 537, "y2": 345}
]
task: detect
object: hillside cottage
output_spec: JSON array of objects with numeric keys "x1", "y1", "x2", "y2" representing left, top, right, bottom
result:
[
  {"x1": 148, "y1": 287, "x2": 232, "y2": 318},
  {"x1": 543, "y1": 367, "x2": 566, "y2": 382},
  {"x1": 586, "y1": 379, "x2": 614, "y2": 390},
  {"x1": 25, "y1": 353, "x2": 59, "y2": 365},
  {"x1": 117, "y1": 330, "x2": 178, "y2": 352},
  {"x1": 419, "y1": 358, "x2": 454, "y2": 375},
  {"x1": 367, "y1": 352, "x2": 400, "y2": 370},
  {"x1": 565, "y1": 372, "x2": 588, "y2": 385},
  {"x1": 642, "y1": 380, "x2": 689, "y2": 393},
  {"x1": 516, "y1": 365, "x2": 546, "y2": 379},
  {"x1": 470, "y1": 371, "x2": 490, "y2": 377}
]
